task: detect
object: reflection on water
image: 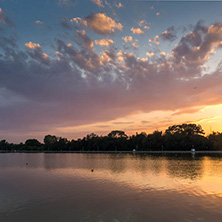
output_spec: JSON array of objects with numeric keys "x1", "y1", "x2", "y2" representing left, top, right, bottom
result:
[
  {"x1": 166, "y1": 157, "x2": 204, "y2": 181},
  {"x1": 1, "y1": 153, "x2": 222, "y2": 222}
]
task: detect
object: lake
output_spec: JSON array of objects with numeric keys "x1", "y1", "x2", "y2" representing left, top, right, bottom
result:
[{"x1": 1, "y1": 153, "x2": 222, "y2": 222}]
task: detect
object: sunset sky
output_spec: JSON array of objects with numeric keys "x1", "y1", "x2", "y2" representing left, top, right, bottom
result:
[{"x1": 1, "y1": 0, "x2": 222, "y2": 142}]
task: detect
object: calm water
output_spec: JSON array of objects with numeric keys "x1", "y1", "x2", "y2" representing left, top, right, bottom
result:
[{"x1": 1, "y1": 153, "x2": 222, "y2": 222}]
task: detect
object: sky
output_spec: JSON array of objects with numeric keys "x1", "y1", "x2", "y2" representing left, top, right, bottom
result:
[{"x1": 0, "y1": 0, "x2": 222, "y2": 143}]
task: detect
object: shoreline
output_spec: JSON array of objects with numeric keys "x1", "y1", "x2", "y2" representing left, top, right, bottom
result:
[{"x1": 1, "y1": 150, "x2": 222, "y2": 154}]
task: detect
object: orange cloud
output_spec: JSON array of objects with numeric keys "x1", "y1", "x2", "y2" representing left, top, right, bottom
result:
[
  {"x1": 73, "y1": 13, "x2": 123, "y2": 36},
  {"x1": 25, "y1": 41, "x2": 41, "y2": 49},
  {"x1": 131, "y1": 27, "x2": 144, "y2": 35},
  {"x1": 115, "y1": 2, "x2": 123, "y2": 8},
  {"x1": 41, "y1": 53, "x2": 49, "y2": 60},
  {"x1": 122, "y1": 36, "x2": 133, "y2": 43},
  {"x1": 91, "y1": 0, "x2": 104, "y2": 7},
  {"x1": 95, "y1": 39, "x2": 114, "y2": 47},
  {"x1": 153, "y1": 35, "x2": 160, "y2": 45},
  {"x1": 160, "y1": 52, "x2": 166, "y2": 56},
  {"x1": 146, "y1": 52, "x2": 154, "y2": 57},
  {"x1": 35, "y1": 20, "x2": 44, "y2": 24},
  {"x1": 138, "y1": 20, "x2": 145, "y2": 27},
  {"x1": 132, "y1": 42, "x2": 139, "y2": 48}
]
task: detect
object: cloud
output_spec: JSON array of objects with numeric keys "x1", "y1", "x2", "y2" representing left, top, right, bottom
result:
[
  {"x1": 146, "y1": 52, "x2": 154, "y2": 57},
  {"x1": 34, "y1": 20, "x2": 51, "y2": 30},
  {"x1": 138, "y1": 20, "x2": 150, "y2": 30},
  {"x1": 60, "y1": 17, "x2": 73, "y2": 29},
  {"x1": 160, "y1": 26, "x2": 177, "y2": 42},
  {"x1": 138, "y1": 20, "x2": 145, "y2": 27},
  {"x1": 122, "y1": 36, "x2": 138, "y2": 49},
  {"x1": 25, "y1": 41, "x2": 41, "y2": 49},
  {"x1": 0, "y1": 8, "x2": 13, "y2": 26},
  {"x1": 0, "y1": 36, "x2": 17, "y2": 50},
  {"x1": 24, "y1": 41, "x2": 49, "y2": 65},
  {"x1": 95, "y1": 38, "x2": 114, "y2": 47},
  {"x1": 91, "y1": 0, "x2": 104, "y2": 7},
  {"x1": 122, "y1": 36, "x2": 133, "y2": 43},
  {"x1": 132, "y1": 42, "x2": 139, "y2": 48},
  {"x1": 0, "y1": 8, "x2": 6, "y2": 24},
  {"x1": 84, "y1": 13, "x2": 123, "y2": 35},
  {"x1": 59, "y1": 0, "x2": 69, "y2": 5},
  {"x1": 35, "y1": 20, "x2": 44, "y2": 25},
  {"x1": 58, "y1": 0, "x2": 77, "y2": 7},
  {"x1": 173, "y1": 107, "x2": 203, "y2": 116},
  {"x1": 71, "y1": 13, "x2": 123, "y2": 36},
  {"x1": 115, "y1": 2, "x2": 123, "y2": 8},
  {"x1": 171, "y1": 20, "x2": 222, "y2": 76},
  {"x1": 139, "y1": 58, "x2": 148, "y2": 62},
  {"x1": 113, "y1": 121, "x2": 133, "y2": 125},
  {"x1": 1, "y1": 21, "x2": 222, "y2": 141},
  {"x1": 149, "y1": 36, "x2": 160, "y2": 45},
  {"x1": 70, "y1": 17, "x2": 80, "y2": 24},
  {"x1": 153, "y1": 36, "x2": 160, "y2": 45},
  {"x1": 160, "y1": 51, "x2": 166, "y2": 56},
  {"x1": 76, "y1": 30, "x2": 94, "y2": 51},
  {"x1": 131, "y1": 27, "x2": 144, "y2": 35}
]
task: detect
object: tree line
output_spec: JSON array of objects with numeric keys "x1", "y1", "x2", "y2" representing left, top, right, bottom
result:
[{"x1": 1, "y1": 123, "x2": 222, "y2": 151}]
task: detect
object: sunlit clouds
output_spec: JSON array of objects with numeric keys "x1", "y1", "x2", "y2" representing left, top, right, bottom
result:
[
  {"x1": 91, "y1": 0, "x2": 104, "y2": 8},
  {"x1": 131, "y1": 27, "x2": 144, "y2": 35},
  {"x1": 95, "y1": 38, "x2": 113, "y2": 47},
  {"x1": 25, "y1": 41, "x2": 41, "y2": 49},
  {"x1": 70, "y1": 13, "x2": 123, "y2": 35},
  {"x1": 115, "y1": 2, "x2": 123, "y2": 8},
  {"x1": 35, "y1": 20, "x2": 44, "y2": 25},
  {"x1": 122, "y1": 36, "x2": 133, "y2": 43},
  {"x1": 160, "y1": 26, "x2": 177, "y2": 42}
]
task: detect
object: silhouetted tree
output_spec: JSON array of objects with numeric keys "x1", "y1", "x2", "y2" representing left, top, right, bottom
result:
[
  {"x1": 44, "y1": 135, "x2": 58, "y2": 150},
  {"x1": 108, "y1": 130, "x2": 128, "y2": 138},
  {"x1": 147, "y1": 131, "x2": 163, "y2": 150},
  {"x1": 208, "y1": 132, "x2": 222, "y2": 150},
  {"x1": 165, "y1": 124, "x2": 205, "y2": 136},
  {"x1": 0, "y1": 123, "x2": 220, "y2": 152},
  {"x1": 164, "y1": 124, "x2": 207, "y2": 150},
  {"x1": 25, "y1": 139, "x2": 42, "y2": 148},
  {"x1": 0, "y1": 140, "x2": 9, "y2": 150}
]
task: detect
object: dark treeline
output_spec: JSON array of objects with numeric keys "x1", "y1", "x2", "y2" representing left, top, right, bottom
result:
[{"x1": 1, "y1": 123, "x2": 222, "y2": 152}]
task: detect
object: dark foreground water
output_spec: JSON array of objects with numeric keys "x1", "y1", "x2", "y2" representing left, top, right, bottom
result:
[{"x1": 1, "y1": 153, "x2": 222, "y2": 222}]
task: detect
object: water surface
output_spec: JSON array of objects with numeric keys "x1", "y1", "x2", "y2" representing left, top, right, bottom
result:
[{"x1": 1, "y1": 153, "x2": 222, "y2": 222}]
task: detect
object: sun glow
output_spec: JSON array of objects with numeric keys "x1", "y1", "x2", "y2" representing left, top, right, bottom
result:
[{"x1": 53, "y1": 104, "x2": 222, "y2": 140}]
